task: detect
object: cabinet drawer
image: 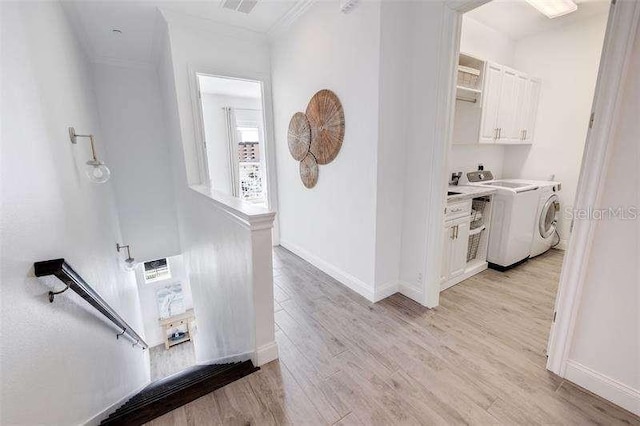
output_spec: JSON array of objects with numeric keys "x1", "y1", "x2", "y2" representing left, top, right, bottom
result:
[{"x1": 445, "y1": 200, "x2": 472, "y2": 221}]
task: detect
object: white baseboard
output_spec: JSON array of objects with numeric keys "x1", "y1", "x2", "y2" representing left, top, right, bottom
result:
[
  {"x1": 398, "y1": 280, "x2": 424, "y2": 303},
  {"x1": 564, "y1": 360, "x2": 640, "y2": 416},
  {"x1": 279, "y1": 240, "x2": 375, "y2": 302},
  {"x1": 84, "y1": 379, "x2": 151, "y2": 425},
  {"x1": 374, "y1": 281, "x2": 399, "y2": 302},
  {"x1": 252, "y1": 341, "x2": 279, "y2": 366}
]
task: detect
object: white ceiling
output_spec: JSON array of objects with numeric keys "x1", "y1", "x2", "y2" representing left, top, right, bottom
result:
[
  {"x1": 466, "y1": 0, "x2": 610, "y2": 41},
  {"x1": 63, "y1": 0, "x2": 298, "y2": 65},
  {"x1": 198, "y1": 75, "x2": 262, "y2": 98}
]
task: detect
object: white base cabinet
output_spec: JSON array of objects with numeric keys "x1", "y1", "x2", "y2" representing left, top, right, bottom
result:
[{"x1": 441, "y1": 196, "x2": 493, "y2": 291}]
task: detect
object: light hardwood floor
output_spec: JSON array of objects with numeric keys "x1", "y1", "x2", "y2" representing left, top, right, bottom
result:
[{"x1": 148, "y1": 247, "x2": 639, "y2": 425}]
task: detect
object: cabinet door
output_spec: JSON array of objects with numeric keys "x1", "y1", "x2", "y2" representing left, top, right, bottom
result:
[
  {"x1": 441, "y1": 224, "x2": 454, "y2": 283},
  {"x1": 479, "y1": 62, "x2": 503, "y2": 144},
  {"x1": 508, "y1": 72, "x2": 529, "y2": 144},
  {"x1": 522, "y1": 78, "x2": 541, "y2": 143},
  {"x1": 449, "y1": 221, "x2": 470, "y2": 278},
  {"x1": 495, "y1": 67, "x2": 518, "y2": 143}
]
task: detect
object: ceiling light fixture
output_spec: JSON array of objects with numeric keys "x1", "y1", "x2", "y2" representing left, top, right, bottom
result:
[
  {"x1": 116, "y1": 243, "x2": 136, "y2": 271},
  {"x1": 525, "y1": 0, "x2": 577, "y2": 19},
  {"x1": 69, "y1": 127, "x2": 111, "y2": 183}
]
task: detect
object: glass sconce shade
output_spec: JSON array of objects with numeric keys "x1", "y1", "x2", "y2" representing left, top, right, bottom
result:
[
  {"x1": 85, "y1": 160, "x2": 111, "y2": 184},
  {"x1": 123, "y1": 257, "x2": 137, "y2": 271}
]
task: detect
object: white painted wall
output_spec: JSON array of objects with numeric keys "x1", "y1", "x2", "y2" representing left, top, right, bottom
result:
[
  {"x1": 503, "y1": 13, "x2": 609, "y2": 245},
  {"x1": 373, "y1": 1, "x2": 410, "y2": 298},
  {"x1": 461, "y1": 15, "x2": 516, "y2": 66},
  {"x1": 271, "y1": 0, "x2": 381, "y2": 298},
  {"x1": 565, "y1": 19, "x2": 640, "y2": 413},
  {"x1": 201, "y1": 94, "x2": 261, "y2": 195},
  {"x1": 92, "y1": 63, "x2": 181, "y2": 262},
  {"x1": 134, "y1": 255, "x2": 194, "y2": 348},
  {"x1": 0, "y1": 3, "x2": 149, "y2": 424},
  {"x1": 157, "y1": 14, "x2": 276, "y2": 365}
]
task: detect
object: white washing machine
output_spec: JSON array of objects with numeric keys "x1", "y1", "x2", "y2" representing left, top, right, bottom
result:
[
  {"x1": 467, "y1": 171, "x2": 541, "y2": 270},
  {"x1": 530, "y1": 181, "x2": 561, "y2": 257}
]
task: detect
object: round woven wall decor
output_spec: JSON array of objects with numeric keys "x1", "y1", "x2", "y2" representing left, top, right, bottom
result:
[
  {"x1": 299, "y1": 153, "x2": 319, "y2": 188},
  {"x1": 287, "y1": 112, "x2": 311, "y2": 161},
  {"x1": 306, "y1": 89, "x2": 345, "y2": 165}
]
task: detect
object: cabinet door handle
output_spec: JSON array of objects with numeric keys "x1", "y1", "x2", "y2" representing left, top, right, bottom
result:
[
  {"x1": 494, "y1": 128, "x2": 498, "y2": 140},
  {"x1": 454, "y1": 225, "x2": 458, "y2": 239},
  {"x1": 524, "y1": 129, "x2": 528, "y2": 139},
  {"x1": 498, "y1": 128, "x2": 502, "y2": 139}
]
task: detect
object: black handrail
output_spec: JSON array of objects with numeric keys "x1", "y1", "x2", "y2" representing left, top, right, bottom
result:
[{"x1": 34, "y1": 258, "x2": 148, "y2": 349}]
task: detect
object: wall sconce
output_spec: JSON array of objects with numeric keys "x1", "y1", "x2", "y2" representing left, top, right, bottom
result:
[
  {"x1": 69, "y1": 127, "x2": 111, "y2": 183},
  {"x1": 116, "y1": 243, "x2": 136, "y2": 271}
]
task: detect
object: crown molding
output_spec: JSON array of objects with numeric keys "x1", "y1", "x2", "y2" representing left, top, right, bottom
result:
[{"x1": 267, "y1": 0, "x2": 316, "y2": 39}]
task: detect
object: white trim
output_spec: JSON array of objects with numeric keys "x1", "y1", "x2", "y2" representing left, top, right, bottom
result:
[
  {"x1": 84, "y1": 380, "x2": 150, "y2": 425},
  {"x1": 252, "y1": 341, "x2": 279, "y2": 366},
  {"x1": 398, "y1": 280, "x2": 424, "y2": 302},
  {"x1": 546, "y1": 0, "x2": 640, "y2": 376},
  {"x1": 279, "y1": 240, "x2": 375, "y2": 302},
  {"x1": 373, "y1": 281, "x2": 399, "y2": 302},
  {"x1": 267, "y1": 0, "x2": 316, "y2": 39},
  {"x1": 564, "y1": 360, "x2": 640, "y2": 416},
  {"x1": 421, "y1": 3, "x2": 465, "y2": 308},
  {"x1": 189, "y1": 185, "x2": 276, "y2": 231}
]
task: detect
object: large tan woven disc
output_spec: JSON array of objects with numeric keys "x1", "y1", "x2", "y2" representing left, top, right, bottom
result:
[
  {"x1": 299, "y1": 153, "x2": 318, "y2": 188},
  {"x1": 306, "y1": 89, "x2": 345, "y2": 165},
  {"x1": 287, "y1": 112, "x2": 311, "y2": 161}
]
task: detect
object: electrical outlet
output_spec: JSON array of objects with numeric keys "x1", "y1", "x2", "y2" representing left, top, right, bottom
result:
[{"x1": 417, "y1": 272, "x2": 423, "y2": 283}]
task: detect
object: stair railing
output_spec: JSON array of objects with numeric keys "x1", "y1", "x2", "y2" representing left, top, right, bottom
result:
[{"x1": 34, "y1": 258, "x2": 148, "y2": 349}]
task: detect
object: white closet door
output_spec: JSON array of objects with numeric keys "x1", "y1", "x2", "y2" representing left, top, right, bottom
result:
[
  {"x1": 496, "y1": 67, "x2": 518, "y2": 143},
  {"x1": 479, "y1": 62, "x2": 503, "y2": 144}
]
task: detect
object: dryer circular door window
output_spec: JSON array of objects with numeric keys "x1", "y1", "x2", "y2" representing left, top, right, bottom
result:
[{"x1": 539, "y1": 194, "x2": 560, "y2": 238}]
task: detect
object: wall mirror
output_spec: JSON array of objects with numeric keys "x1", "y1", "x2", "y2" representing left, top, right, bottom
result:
[{"x1": 195, "y1": 74, "x2": 269, "y2": 206}]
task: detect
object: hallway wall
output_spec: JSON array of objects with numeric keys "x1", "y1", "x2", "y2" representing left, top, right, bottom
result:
[
  {"x1": 92, "y1": 63, "x2": 181, "y2": 262},
  {"x1": 271, "y1": 0, "x2": 381, "y2": 298},
  {"x1": 0, "y1": 2, "x2": 149, "y2": 424},
  {"x1": 157, "y1": 13, "x2": 273, "y2": 365}
]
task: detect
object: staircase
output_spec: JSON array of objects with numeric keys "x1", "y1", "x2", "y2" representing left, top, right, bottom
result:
[{"x1": 101, "y1": 360, "x2": 259, "y2": 425}]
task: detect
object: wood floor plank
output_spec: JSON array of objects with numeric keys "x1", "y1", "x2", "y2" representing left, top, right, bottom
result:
[{"x1": 147, "y1": 248, "x2": 640, "y2": 425}]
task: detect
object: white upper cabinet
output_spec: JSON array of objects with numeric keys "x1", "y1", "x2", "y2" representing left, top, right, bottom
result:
[
  {"x1": 479, "y1": 62, "x2": 503, "y2": 143},
  {"x1": 520, "y1": 78, "x2": 541, "y2": 143},
  {"x1": 473, "y1": 59, "x2": 541, "y2": 145}
]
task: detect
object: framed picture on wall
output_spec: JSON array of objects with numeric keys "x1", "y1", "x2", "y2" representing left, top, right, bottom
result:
[{"x1": 156, "y1": 283, "x2": 185, "y2": 319}]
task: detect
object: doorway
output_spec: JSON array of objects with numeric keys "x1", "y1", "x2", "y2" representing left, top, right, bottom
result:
[{"x1": 430, "y1": 0, "x2": 638, "y2": 379}]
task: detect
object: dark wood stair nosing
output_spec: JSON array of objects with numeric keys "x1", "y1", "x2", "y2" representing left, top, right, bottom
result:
[{"x1": 101, "y1": 361, "x2": 259, "y2": 426}]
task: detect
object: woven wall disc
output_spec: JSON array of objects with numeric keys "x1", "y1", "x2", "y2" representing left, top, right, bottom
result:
[
  {"x1": 306, "y1": 89, "x2": 345, "y2": 165},
  {"x1": 287, "y1": 112, "x2": 311, "y2": 161},
  {"x1": 299, "y1": 153, "x2": 318, "y2": 188}
]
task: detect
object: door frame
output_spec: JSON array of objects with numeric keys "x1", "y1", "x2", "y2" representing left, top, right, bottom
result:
[{"x1": 429, "y1": 0, "x2": 640, "y2": 377}]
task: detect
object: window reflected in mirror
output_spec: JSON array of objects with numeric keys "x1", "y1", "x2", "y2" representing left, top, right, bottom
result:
[{"x1": 197, "y1": 74, "x2": 267, "y2": 206}]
